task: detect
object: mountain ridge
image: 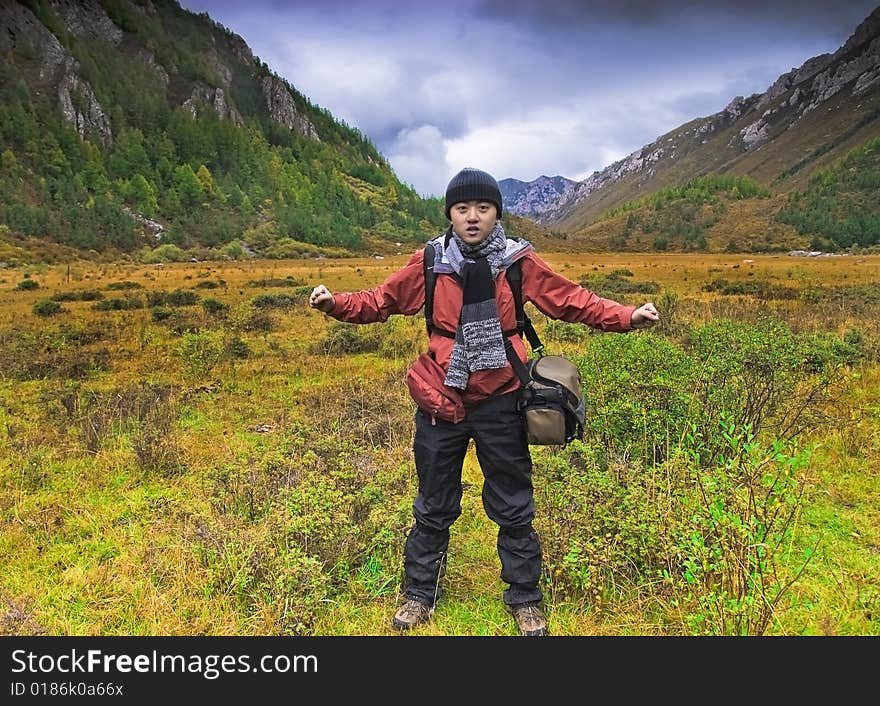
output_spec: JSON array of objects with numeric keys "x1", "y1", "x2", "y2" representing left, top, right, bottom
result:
[
  {"x1": 498, "y1": 175, "x2": 577, "y2": 218},
  {"x1": 535, "y1": 5, "x2": 880, "y2": 239}
]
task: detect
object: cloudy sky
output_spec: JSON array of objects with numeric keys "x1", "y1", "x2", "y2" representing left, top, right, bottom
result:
[{"x1": 178, "y1": 0, "x2": 878, "y2": 197}]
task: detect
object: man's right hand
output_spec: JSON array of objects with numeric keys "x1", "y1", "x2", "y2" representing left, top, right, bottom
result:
[{"x1": 309, "y1": 284, "x2": 335, "y2": 313}]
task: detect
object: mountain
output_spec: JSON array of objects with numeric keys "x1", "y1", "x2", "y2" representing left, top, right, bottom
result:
[
  {"x1": 499, "y1": 175, "x2": 577, "y2": 218},
  {"x1": 0, "y1": 0, "x2": 446, "y2": 262},
  {"x1": 3, "y1": 2, "x2": 877, "y2": 261},
  {"x1": 538, "y1": 5, "x2": 880, "y2": 251}
]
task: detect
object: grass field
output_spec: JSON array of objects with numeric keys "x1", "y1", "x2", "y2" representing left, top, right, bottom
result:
[{"x1": 1, "y1": 250, "x2": 878, "y2": 636}]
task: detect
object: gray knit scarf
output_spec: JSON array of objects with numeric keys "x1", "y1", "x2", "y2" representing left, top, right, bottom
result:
[{"x1": 443, "y1": 223, "x2": 509, "y2": 390}]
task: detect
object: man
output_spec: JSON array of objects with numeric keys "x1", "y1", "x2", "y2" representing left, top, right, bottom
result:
[{"x1": 310, "y1": 167, "x2": 659, "y2": 635}]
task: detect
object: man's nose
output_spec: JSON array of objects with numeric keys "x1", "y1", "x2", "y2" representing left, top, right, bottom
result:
[{"x1": 466, "y1": 208, "x2": 478, "y2": 220}]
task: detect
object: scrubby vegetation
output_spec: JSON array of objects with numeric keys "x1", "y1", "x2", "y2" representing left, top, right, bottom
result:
[
  {"x1": 598, "y1": 175, "x2": 772, "y2": 252},
  {"x1": 776, "y1": 136, "x2": 880, "y2": 250},
  {"x1": 1, "y1": 252, "x2": 877, "y2": 636}
]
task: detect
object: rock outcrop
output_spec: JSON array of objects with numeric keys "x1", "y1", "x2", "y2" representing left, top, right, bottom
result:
[
  {"x1": 183, "y1": 84, "x2": 243, "y2": 126},
  {"x1": 0, "y1": 0, "x2": 323, "y2": 147},
  {"x1": 57, "y1": 57, "x2": 113, "y2": 147},
  {"x1": 45, "y1": 0, "x2": 123, "y2": 45},
  {"x1": 0, "y1": 2, "x2": 113, "y2": 147},
  {"x1": 261, "y1": 75, "x2": 320, "y2": 141},
  {"x1": 499, "y1": 175, "x2": 576, "y2": 217}
]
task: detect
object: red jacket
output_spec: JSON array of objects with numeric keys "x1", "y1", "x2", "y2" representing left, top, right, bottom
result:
[{"x1": 329, "y1": 248, "x2": 637, "y2": 406}]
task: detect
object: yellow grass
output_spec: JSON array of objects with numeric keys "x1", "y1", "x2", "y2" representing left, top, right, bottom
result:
[{"x1": 4, "y1": 250, "x2": 879, "y2": 318}]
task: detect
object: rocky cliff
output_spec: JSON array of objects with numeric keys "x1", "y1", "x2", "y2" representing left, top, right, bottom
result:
[{"x1": 0, "y1": 0, "x2": 319, "y2": 150}]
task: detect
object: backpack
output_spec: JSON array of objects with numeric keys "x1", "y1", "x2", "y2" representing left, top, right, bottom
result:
[{"x1": 421, "y1": 241, "x2": 585, "y2": 446}]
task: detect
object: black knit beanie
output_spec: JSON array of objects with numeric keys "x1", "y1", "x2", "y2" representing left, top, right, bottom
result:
[{"x1": 444, "y1": 168, "x2": 503, "y2": 220}]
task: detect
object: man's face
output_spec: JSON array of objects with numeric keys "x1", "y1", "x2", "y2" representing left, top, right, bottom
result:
[{"x1": 449, "y1": 200, "x2": 498, "y2": 246}]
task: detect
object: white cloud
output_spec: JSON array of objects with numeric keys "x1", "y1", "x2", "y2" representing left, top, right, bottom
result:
[
  {"x1": 179, "y1": 0, "x2": 880, "y2": 196},
  {"x1": 444, "y1": 113, "x2": 595, "y2": 186},
  {"x1": 385, "y1": 125, "x2": 450, "y2": 197}
]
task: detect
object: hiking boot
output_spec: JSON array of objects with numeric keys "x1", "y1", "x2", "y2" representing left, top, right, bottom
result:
[
  {"x1": 392, "y1": 598, "x2": 434, "y2": 631},
  {"x1": 509, "y1": 601, "x2": 548, "y2": 636}
]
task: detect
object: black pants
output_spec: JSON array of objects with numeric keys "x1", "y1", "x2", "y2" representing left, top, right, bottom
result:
[{"x1": 402, "y1": 391, "x2": 543, "y2": 607}]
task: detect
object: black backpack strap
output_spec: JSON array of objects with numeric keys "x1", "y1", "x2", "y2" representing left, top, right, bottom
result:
[
  {"x1": 504, "y1": 337, "x2": 532, "y2": 387},
  {"x1": 504, "y1": 258, "x2": 544, "y2": 355},
  {"x1": 422, "y1": 234, "x2": 461, "y2": 339},
  {"x1": 423, "y1": 242, "x2": 436, "y2": 338}
]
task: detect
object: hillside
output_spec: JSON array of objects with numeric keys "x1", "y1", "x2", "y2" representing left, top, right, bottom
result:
[
  {"x1": 539, "y1": 5, "x2": 880, "y2": 252},
  {"x1": 0, "y1": 0, "x2": 447, "y2": 263}
]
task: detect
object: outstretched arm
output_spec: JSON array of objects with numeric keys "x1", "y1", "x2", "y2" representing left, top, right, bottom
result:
[
  {"x1": 308, "y1": 249, "x2": 426, "y2": 323},
  {"x1": 630, "y1": 302, "x2": 660, "y2": 329},
  {"x1": 519, "y1": 253, "x2": 637, "y2": 332}
]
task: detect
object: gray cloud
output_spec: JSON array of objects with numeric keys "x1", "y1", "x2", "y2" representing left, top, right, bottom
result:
[{"x1": 481, "y1": 0, "x2": 875, "y2": 36}]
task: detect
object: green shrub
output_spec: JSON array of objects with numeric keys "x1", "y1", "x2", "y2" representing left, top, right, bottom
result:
[
  {"x1": 50, "y1": 289, "x2": 104, "y2": 301},
  {"x1": 177, "y1": 329, "x2": 225, "y2": 382},
  {"x1": 247, "y1": 276, "x2": 305, "y2": 288},
  {"x1": 543, "y1": 319, "x2": 591, "y2": 343},
  {"x1": 105, "y1": 280, "x2": 143, "y2": 291},
  {"x1": 148, "y1": 289, "x2": 199, "y2": 307},
  {"x1": 16, "y1": 279, "x2": 39, "y2": 290},
  {"x1": 92, "y1": 296, "x2": 144, "y2": 310},
  {"x1": 536, "y1": 317, "x2": 831, "y2": 633},
  {"x1": 240, "y1": 309, "x2": 277, "y2": 332},
  {"x1": 33, "y1": 299, "x2": 62, "y2": 316},
  {"x1": 139, "y1": 244, "x2": 187, "y2": 263},
  {"x1": 313, "y1": 322, "x2": 383, "y2": 354},
  {"x1": 292, "y1": 286, "x2": 312, "y2": 303},
  {"x1": 575, "y1": 317, "x2": 840, "y2": 469},
  {"x1": 251, "y1": 292, "x2": 300, "y2": 310},
  {"x1": 535, "y1": 430, "x2": 815, "y2": 635},
  {"x1": 167, "y1": 289, "x2": 199, "y2": 306},
  {"x1": 151, "y1": 307, "x2": 173, "y2": 322},
  {"x1": 202, "y1": 298, "x2": 229, "y2": 317},
  {"x1": 535, "y1": 442, "x2": 667, "y2": 603},
  {"x1": 227, "y1": 335, "x2": 250, "y2": 359},
  {"x1": 683, "y1": 318, "x2": 838, "y2": 461},
  {"x1": 199, "y1": 432, "x2": 412, "y2": 633},
  {"x1": 579, "y1": 271, "x2": 660, "y2": 298},
  {"x1": 575, "y1": 332, "x2": 694, "y2": 464}
]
